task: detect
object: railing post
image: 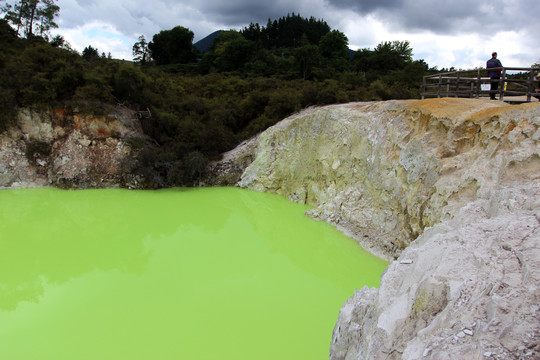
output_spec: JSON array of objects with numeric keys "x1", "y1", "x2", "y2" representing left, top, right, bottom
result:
[
  {"x1": 455, "y1": 72, "x2": 461, "y2": 98},
  {"x1": 476, "y1": 69, "x2": 481, "y2": 99},
  {"x1": 437, "y1": 75, "x2": 442, "y2": 98},
  {"x1": 527, "y1": 69, "x2": 534, "y2": 102},
  {"x1": 422, "y1": 76, "x2": 426, "y2": 99},
  {"x1": 499, "y1": 68, "x2": 506, "y2": 101}
]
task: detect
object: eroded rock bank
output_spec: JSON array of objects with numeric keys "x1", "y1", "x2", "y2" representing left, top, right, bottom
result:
[
  {"x1": 210, "y1": 98, "x2": 540, "y2": 359},
  {"x1": 0, "y1": 107, "x2": 145, "y2": 189}
]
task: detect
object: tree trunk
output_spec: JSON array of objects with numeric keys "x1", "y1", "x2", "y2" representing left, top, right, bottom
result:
[
  {"x1": 26, "y1": 1, "x2": 37, "y2": 37},
  {"x1": 15, "y1": 0, "x2": 27, "y2": 36}
]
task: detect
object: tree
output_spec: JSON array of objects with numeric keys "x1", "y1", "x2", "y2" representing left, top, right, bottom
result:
[
  {"x1": 35, "y1": 0, "x2": 59, "y2": 38},
  {"x1": 319, "y1": 30, "x2": 348, "y2": 59},
  {"x1": 352, "y1": 48, "x2": 374, "y2": 74},
  {"x1": 241, "y1": 22, "x2": 261, "y2": 43},
  {"x1": 372, "y1": 40, "x2": 412, "y2": 71},
  {"x1": 24, "y1": 0, "x2": 39, "y2": 37},
  {"x1": 208, "y1": 30, "x2": 255, "y2": 72},
  {"x1": 1, "y1": 0, "x2": 26, "y2": 35},
  {"x1": 318, "y1": 30, "x2": 349, "y2": 72},
  {"x1": 49, "y1": 33, "x2": 64, "y2": 47},
  {"x1": 241, "y1": 14, "x2": 331, "y2": 49},
  {"x1": 294, "y1": 44, "x2": 320, "y2": 79},
  {"x1": 82, "y1": 45, "x2": 99, "y2": 60},
  {"x1": 0, "y1": 17, "x2": 16, "y2": 42},
  {"x1": 148, "y1": 26, "x2": 197, "y2": 65},
  {"x1": 353, "y1": 40, "x2": 413, "y2": 77},
  {"x1": 132, "y1": 35, "x2": 150, "y2": 65},
  {"x1": 1, "y1": 0, "x2": 58, "y2": 38}
]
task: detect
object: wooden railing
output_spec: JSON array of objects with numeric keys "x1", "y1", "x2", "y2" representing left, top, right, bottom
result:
[{"x1": 422, "y1": 67, "x2": 540, "y2": 102}]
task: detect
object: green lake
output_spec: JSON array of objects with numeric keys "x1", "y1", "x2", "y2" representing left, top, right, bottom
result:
[{"x1": 0, "y1": 187, "x2": 387, "y2": 360}]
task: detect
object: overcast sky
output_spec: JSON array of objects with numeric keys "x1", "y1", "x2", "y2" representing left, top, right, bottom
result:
[{"x1": 48, "y1": 0, "x2": 539, "y2": 70}]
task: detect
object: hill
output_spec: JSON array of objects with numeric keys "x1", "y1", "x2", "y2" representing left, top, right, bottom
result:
[{"x1": 194, "y1": 30, "x2": 222, "y2": 53}]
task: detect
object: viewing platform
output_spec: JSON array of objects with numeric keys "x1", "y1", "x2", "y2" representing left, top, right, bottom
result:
[{"x1": 422, "y1": 67, "x2": 540, "y2": 103}]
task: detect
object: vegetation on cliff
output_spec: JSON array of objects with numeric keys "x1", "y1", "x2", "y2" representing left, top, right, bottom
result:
[{"x1": 0, "y1": 10, "x2": 435, "y2": 188}]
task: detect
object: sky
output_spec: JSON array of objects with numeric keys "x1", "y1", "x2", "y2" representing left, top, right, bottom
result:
[{"x1": 42, "y1": 0, "x2": 540, "y2": 70}]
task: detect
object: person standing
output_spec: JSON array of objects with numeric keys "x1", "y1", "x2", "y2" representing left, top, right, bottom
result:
[{"x1": 486, "y1": 52, "x2": 503, "y2": 100}]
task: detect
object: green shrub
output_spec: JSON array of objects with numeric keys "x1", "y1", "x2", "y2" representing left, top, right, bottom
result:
[
  {"x1": 125, "y1": 137, "x2": 147, "y2": 151},
  {"x1": 113, "y1": 64, "x2": 149, "y2": 103},
  {"x1": 168, "y1": 151, "x2": 208, "y2": 186},
  {"x1": 0, "y1": 88, "x2": 17, "y2": 132},
  {"x1": 369, "y1": 79, "x2": 391, "y2": 100},
  {"x1": 71, "y1": 83, "x2": 114, "y2": 115},
  {"x1": 264, "y1": 88, "x2": 301, "y2": 119}
]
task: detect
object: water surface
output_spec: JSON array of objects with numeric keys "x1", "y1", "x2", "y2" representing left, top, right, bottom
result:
[{"x1": 0, "y1": 187, "x2": 387, "y2": 360}]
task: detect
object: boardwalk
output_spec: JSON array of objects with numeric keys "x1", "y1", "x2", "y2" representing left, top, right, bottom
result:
[{"x1": 422, "y1": 67, "x2": 540, "y2": 103}]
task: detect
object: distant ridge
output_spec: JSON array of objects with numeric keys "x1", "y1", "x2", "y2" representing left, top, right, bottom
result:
[{"x1": 194, "y1": 30, "x2": 222, "y2": 53}]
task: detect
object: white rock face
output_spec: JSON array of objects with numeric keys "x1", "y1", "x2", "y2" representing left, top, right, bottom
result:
[
  {"x1": 239, "y1": 99, "x2": 540, "y2": 260},
  {"x1": 331, "y1": 184, "x2": 540, "y2": 359},
  {"x1": 233, "y1": 98, "x2": 540, "y2": 359}
]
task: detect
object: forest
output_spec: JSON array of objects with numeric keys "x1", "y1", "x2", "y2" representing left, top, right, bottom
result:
[{"x1": 0, "y1": 6, "x2": 437, "y2": 187}]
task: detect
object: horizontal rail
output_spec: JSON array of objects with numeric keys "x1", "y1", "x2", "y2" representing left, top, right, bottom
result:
[{"x1": 422, "y1": 67, "x2": 540, "y2": 102}]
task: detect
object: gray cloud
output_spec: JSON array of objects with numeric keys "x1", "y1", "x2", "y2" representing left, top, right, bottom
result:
[
  {"x1": 57, "y1": 0, "x2": 540, "y2": 40},
  {"x1": 341, "y1": 0, "x2": 540, "y2": 36},
  {"x1": 324, "y1": 0, "x2": 402, "y2": 13},
  {"x1": 59, "y1": 0, "x2": 187, "y2": 35},
  {"x1": 59, "y1": 0, "x2": 334, "y2": 36},
  {"x1": 51, "y1": 0, "x2": 539, "y2": 68},
  {"x1": 192, "y1": 2, "x2": 284, "y2": 25}
]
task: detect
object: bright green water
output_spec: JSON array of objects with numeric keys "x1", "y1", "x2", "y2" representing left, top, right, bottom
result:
[{"x1": 0, "y1": 187, "x2": 387, "y2": 360}]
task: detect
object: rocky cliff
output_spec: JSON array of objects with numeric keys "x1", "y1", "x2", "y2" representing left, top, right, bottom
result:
[
  {"x1": 210, "y1": 98, "x2": 540, "y2": 359},
  {"x1": 0, "y1": 107, "x2": 145, "y2": 189}
]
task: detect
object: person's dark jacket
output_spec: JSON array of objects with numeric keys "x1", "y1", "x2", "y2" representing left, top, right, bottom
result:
[{"x1": 487, "y1": 57, "x2": 503, "y2": 78}]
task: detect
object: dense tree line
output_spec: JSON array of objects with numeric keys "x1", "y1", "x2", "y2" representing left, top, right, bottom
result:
[
  {"x1": 0, "y1": 10, "x2": 437, "y2": 188},
  {"x1": 138, "y1": 14, "x2": 430, "y2": 91},
  {"x1": 241, "y1": 14, "x2": 331, "y2": 49}
]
